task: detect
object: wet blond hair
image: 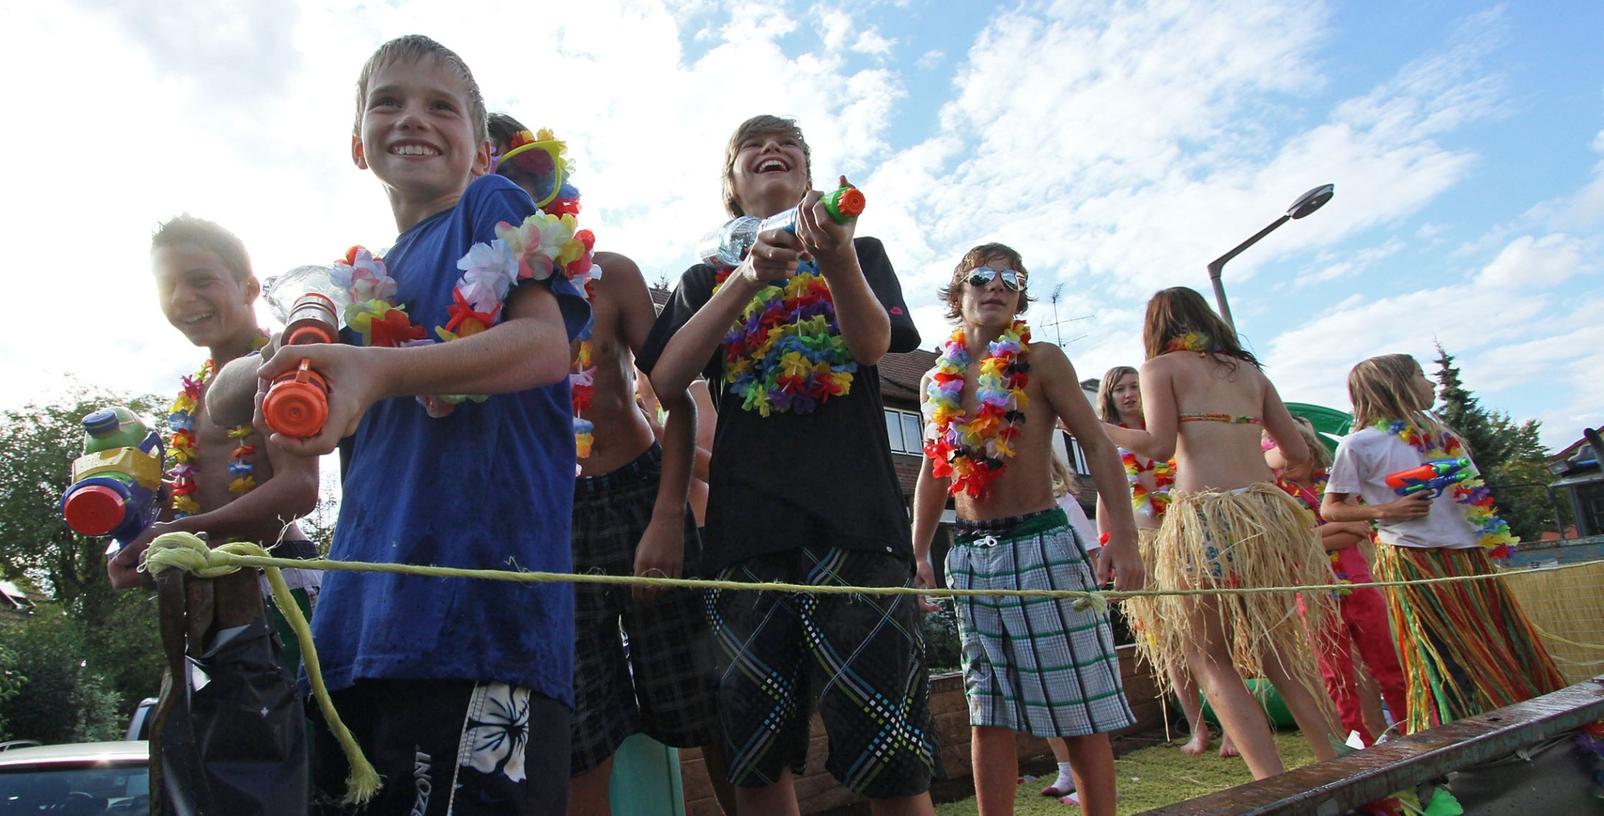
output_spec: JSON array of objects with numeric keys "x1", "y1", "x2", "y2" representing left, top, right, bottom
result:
[
  {"x1": 1051, "y1": 452, "x2": 1074, "y2": 498},
  {"x1": 1287, "y1": 417, "x2": 1331, "y2": 470},
  {"x1": 1348, "y1": 353, "x2": 1431, "y2": 431}
]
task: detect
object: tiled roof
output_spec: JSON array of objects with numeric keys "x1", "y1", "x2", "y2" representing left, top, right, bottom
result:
[{"x1": 878, "y1": 348, "x2": 938, "y2": 409}]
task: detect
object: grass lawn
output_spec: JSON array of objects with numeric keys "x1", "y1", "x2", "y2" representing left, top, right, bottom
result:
[{"x1": 934, "y1": 732, "x2": 1317, "y2": 815}]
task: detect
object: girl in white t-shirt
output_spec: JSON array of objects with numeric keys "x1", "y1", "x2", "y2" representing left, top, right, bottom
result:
[{"x1": 1322, "y1": 353, "x2": 1563, "y2": 733}]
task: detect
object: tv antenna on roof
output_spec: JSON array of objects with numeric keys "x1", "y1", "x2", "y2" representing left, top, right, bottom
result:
[{"x1": 1046, "y1": 283, "x2": 1092, "y2": 347}]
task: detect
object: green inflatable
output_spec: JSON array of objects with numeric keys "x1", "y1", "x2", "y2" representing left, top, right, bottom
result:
[
  {"x1": 1284, "y1": 401, "x2": 1353, "y2": 456},
  {"x1": 1196, "y1": 678, "x2": 1298, "y2": 729}
]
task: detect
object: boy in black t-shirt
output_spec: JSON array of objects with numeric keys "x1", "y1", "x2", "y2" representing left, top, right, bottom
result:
[{"x1": 638, "y1": 115, "x2": 935, "y2": 815}]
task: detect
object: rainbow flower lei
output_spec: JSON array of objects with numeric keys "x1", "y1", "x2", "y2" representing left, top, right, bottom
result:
[
  {"x1": 571, "y1": 341, "x2": 595, "y2": 459},
  {"x1": 922, "y1": 320, "x2": 1031, "y2": 498},
  {"x1": 1165, "y1": 331, "x2": 1218, "y2": 354},
  {"x1": 710, "y1": 268, "x2": 856, "y2": 416},
  {"x1": 1375, "y1": 417, "x2": 1518, "y2": 559},
  {"x1": 165, "y1": 334, "x2": 269, "y2": 517},
  {"x1": 333, "y1": 151, "x2": 600, "y2": 421},
  {"x1": 1121, "y1": 444, "x2": 1175, "y2": 520}
]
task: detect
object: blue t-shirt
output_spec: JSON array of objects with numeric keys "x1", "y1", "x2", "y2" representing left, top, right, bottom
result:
[{"x1": 315, "y1": 174, "x2": 590, "y2": 706}]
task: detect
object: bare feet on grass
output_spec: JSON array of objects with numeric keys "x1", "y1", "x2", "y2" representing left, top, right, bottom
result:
[
  {"x1": 1179, "y1": 724, "x2": 1211, "y2": 756},
  {"x1": 1219, "y1": 734, "x2": 1240, "y2": 758}
]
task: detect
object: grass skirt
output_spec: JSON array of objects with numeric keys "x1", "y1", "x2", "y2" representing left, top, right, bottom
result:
[
  {"x1": 1129, "y1": 484, "x2": 1337, "y2": 722},
  {"x1": 1372, "y1": 545, "x2": 1566, "y2": 733}
]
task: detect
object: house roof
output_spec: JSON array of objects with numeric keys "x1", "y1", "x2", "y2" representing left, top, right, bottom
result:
[{"x1": 878, "y1": 348, "x2": 938, "y2": 405}]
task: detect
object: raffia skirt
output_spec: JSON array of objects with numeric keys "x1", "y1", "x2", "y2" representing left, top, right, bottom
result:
[
  {"x1": 1128, "y1": 484, "x2": 1338, "y2": 721},
  {"x1": 1372, "y1": 544, "x2": 1566, "y2": 733}
]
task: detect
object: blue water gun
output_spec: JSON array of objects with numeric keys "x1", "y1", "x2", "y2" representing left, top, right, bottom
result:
[
  {"x1": 1384, "y1": 457, "x2": 1472, "y2": 498},
  {"x1": 59, "y1": 407, "x2": 164, "y2": 553}
]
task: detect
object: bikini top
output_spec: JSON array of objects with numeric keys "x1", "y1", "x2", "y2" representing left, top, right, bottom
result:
[{"x1": 1177, "y1": 412, "x2": 1263, "y2": 425}]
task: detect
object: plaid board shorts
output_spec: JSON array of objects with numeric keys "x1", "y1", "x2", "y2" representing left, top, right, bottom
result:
[
  {"x1": 570, "y1": 443, "x2": 720, "y2": 774},
  {"x1": 947, "y1": 508, "x2": 1135, "y2": 737},
  {"x1": 708, "y1": 546, "x2": 936, "y2": 798}
]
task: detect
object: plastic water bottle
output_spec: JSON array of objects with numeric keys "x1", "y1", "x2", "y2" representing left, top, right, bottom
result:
[{"x1": 697, "y1": 184, "x2": 867, "y2": 268}]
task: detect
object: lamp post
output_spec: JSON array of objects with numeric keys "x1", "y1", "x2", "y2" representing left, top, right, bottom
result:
[{"x1": 1207, "y1": 183, "x2": 1334, "y2": 332}]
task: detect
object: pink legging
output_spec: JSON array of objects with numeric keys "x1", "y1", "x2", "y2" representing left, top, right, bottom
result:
[{"x1": 1310, "y1": 547, "x2": 1408, "y2": 743}]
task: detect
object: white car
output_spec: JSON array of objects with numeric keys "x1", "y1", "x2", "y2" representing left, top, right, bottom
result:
[{"x1": 0, "y1": 740, "x2": 148, "y2": 815}]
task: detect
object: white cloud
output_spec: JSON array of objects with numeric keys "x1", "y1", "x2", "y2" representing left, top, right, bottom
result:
[
  {"x1": 852, "y1": 28, "x2": 895, "y2": 56},
  {"x1": 1478, "y1": 233, "x2": 1586, "y2": 287},
  {"x1": 0, "y1": 0, "x2": 910, "y2": 411},
  {"x1": 859, "y1": 0, "x2": 1513, "y2": 387}
]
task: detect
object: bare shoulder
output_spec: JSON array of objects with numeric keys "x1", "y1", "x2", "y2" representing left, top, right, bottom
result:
[{"x1": 1027, "y1": 340, "x2": 1071, "y2": 371}]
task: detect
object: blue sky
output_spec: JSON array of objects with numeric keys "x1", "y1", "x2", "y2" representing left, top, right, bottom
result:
[{"x1": 2, "y1": 0, "x2": 1600, "y2": 450}]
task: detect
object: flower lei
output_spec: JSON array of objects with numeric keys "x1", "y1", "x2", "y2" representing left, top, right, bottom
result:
[
  {"x1": 1120, "y1": 444, "x2": 1175, "y2": 520},
  {"x1": 923, "y1": 321, "x2": 1031, "y2": 498},
  {"x1": 1165, "y1": 331, "x2": 1218, "y2": 354},
  {"x1": 333, "y1": 131, "x2": 600, "y2": 438},
  {"x1": 1374, "y1": 417, "x2": 1517, "y2": 559},
  {"x1": 709, "y1": 267, "x2": 856, "y2": 416},
  {"x1": 165, "y1": 333, "x2": 270, "y2": 518},
  {"x1": 571, "y1": 341, "x2": 595, "y2": 459}
]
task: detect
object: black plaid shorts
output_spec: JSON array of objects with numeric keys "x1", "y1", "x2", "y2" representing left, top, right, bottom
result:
[
  {"x1": 708, "y1": 546, "x2": 936, "y2": 798},
  {"x1": 570, "y1": 443, "x2": 720, "y2": 775}
]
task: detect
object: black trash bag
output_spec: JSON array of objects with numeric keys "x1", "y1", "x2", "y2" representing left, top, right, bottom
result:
[{"x1": 149, "y1": 570, "x2": 309, "y2": 816}]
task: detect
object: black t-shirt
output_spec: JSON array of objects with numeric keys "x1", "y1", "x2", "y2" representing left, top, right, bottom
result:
[{"x1": 637, "y1": 237, "x2": 922, "y2": 574}]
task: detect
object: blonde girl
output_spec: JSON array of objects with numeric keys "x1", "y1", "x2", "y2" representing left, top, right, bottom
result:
[{"x1": 1321, "y1": 354, "x2": 1563, "y2": 732}]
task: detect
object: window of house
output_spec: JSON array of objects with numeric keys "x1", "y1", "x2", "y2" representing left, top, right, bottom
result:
[
  {"x1": 901, "y1": 412, "x2": 924, "y2": 453},
  {"x1": 885, "y1": 410, "x2": 906, "y2": 453},
  {"x1": 885, "y1": 408, "x2": 927, "y2": 455}
]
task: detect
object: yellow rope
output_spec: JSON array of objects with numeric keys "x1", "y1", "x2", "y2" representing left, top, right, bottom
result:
[
  {"x1": 140, "y1": 534, "x2": 1604, "y2": 803},
  {"x1": 151, "y1": 546, "x2": 1604, "y2": 610},
  {"x1": 144, "y1": 533, "x2": 381, "y2": 806}
]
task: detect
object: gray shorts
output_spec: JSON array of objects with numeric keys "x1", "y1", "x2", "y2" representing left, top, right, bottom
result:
[{"x1": 946, "y1": 509, "x2": 1135, "y2": 737}]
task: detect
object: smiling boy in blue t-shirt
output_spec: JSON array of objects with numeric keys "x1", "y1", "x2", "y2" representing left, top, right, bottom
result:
[{"x1": 211, "y1": 34, "x2": 589, "y2": 815}]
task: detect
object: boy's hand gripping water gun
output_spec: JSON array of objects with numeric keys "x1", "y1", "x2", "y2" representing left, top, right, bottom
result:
[
  {"x1": 697, "y1": 182, "x2": 866, "y2": 270},
  {"x1": 1385, "y1": 457, "x2": 1473, "y2": 498},
  {"x1": 60, "y1": 407, "x2": 164, "y2": 553},
  {"x1": 260, "y1": 266, "x2": 351, "y2": 438}
]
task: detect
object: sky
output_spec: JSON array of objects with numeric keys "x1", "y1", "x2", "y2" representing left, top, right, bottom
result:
[{"x1": 2, "y1": 0, "x2": 1601, "y2": 452}]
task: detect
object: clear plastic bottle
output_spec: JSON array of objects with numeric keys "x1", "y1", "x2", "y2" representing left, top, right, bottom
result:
[{"x1": 696, "y1": 184, "x2": 866, "y2": 268}]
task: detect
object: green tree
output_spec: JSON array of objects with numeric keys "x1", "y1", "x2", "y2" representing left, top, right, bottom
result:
[
  {"x1": 0, "y1": 390, "x2": 168, "y2": 716},
  {"x1": 0, "y1": 609, "x2": 122, "y2": 743},
  {"x1": 1432, "y1": 344, "x2": 1558, "y2": 539},
  {"x1": 0, "y1": 638, "x2": 22, "y2": 737}
]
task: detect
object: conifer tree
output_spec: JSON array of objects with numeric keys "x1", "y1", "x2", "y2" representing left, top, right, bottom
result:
[{"x1": 1431, "y1": 343, "x2": 1556, "y2": 539}]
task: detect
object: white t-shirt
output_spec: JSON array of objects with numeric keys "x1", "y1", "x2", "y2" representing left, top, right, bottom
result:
[
  {"x1": 1327, "y1": 426, "x2": 1480, "y2": 550},
  {"x1": 1056, "y1": 493, "x2": 1101, "y2": 551}
]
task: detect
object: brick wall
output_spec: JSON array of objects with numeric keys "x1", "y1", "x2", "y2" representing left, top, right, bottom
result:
[{"x1": 680, "y1": 645, "x2": 1165, "y2": 814}]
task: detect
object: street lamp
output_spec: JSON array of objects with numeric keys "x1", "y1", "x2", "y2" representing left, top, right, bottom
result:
[{"x1": 1206, "y1": 183, "x2": 1334, "y2": 332}]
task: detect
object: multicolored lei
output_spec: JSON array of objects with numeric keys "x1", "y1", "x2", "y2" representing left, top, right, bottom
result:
[
  {"x1": 164, "y1": 333, "x2": 269, "y2": 517},
  {"x1": 1165, "y1": 331, "x2": 1219, "y2": 354},
  {"x1": 335, "y1": 129, "x2": 601, "y2": 460},
  {"x1": 1375, "y1": 418, "x2": 1518, "y2": 559},
  {"x1": 1121, "y1": 440, "x2": 1175, "y2": 521},
  {"x1": 709, "y1": 268, "x2": 856, "y2": 417},
  {"x1": 922, "y1": 320, "x2": 1031, "y2": 498}
]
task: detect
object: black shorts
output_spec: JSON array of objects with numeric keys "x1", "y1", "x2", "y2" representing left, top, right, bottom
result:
[
  {"x1": 570, "y1": 444, "x2": 720, "y2": 774},
  {"x1": 709, "y1": 546, "x2": 936, "y2": 798},
  {"x1": 310, "y1": 679, "x2": 569, "y2": 816}
]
